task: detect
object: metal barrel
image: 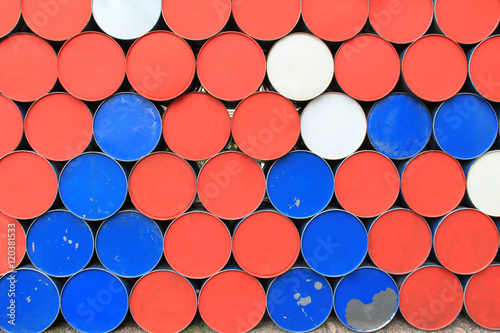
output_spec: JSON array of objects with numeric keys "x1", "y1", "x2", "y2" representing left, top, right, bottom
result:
[
  {"x1": 465, "y1": 150, "x2": 500, "y2": 217},
  {"x1": 163, "y1": 210, "x2": 231, "y2": 279},
  {"x1": 334, "y1": 265, "x2": 399, "y2": 332},
  {"x1": 400, "y1": 34, "x2": 468, "y2": 102},
  {"x1": 129, "y1": 269, "x2": 198, "y2": 333},
  {"x1": 0, "y1": 0, "x2": 20, "y2": 38},
  {"x1": 59, "y1": 152, "x2": 128, "y2": 221},
  {"x1": 198, "y1": 269, "x2": 266, "y2": 333},
  {"x1": 335, "y1": 34, "x2": 400, "y2": 102},
  {"x1": 301, "y1": 92, "x2": 366, "y2": 160},
  {"x1": 128, "y1": 152, "x2": 197, "y2": 220},
  {"x1": 232, "y1": 91, "x2": 300, "y2": 161},
  {"x1": 367, "y1": 93, "x2": 431, "y2": 160},
  {"x1": 301, "y1": 0, "x2": 368, "y2": 42},
  {"x1": 93, "y1": 92, "x2": 162, "y2": 162},
  {"x1": 301, "y1": 209, "x2": 367, "y2": 277},
  {"x1": 398, "y1": 264, "x2": 463, "y2": 330},
  {"x1": 61, "y1": 266, "x2": 129, "y2": 333},
  {"x1": 368, "y1": 0, "x2": 433, "y2": 44},
  {"x1": 233, "y1": 209, "x2": 300, "y2": 278},
  {"x1": 0, "y1": 266, "x2": 60, "y2": 333},
  {"x1": 24, "y1": 92, "x2": 93, "y2": 162},
  {"x1": 0, "y1": 33, "x2": 57, "y2": 103},
  {"x1": 430, "y1": 207, "x2": 499, "y2": 275},
  {"x1": 463, "y1": 263, "x2": 500, "y2": 330},
  {"x1": 92, "y1": 0, "x2": 162, "y2": 41},
  {"x1": 0, "y1": 212, "x2": 26, "y2": 276},
  {"x1": 399, "y1": 150, "x2": 466, "y2": 218},
  {"x1": 0, "y1": 151, "x2": 58, "y2": 220},
  {"x1": 432, "y1": 93, "x2": 498, "y2": 160},
  {"x1": 95, "y1": 210, "x2": 163, "y2": 278},
  {"x1": 126, "y1": 31, "x2": 196, "y2": 102},
  {"x1": 0, "y1": 94, "x2": 24, "y2": 158},
  {"x1": 21, "y1": 0, "x2": 91, "y2": 41},
  {"x1": 433, "y1": 0, "x2": 500, "y2": 44},
  {"x1": 26, "y1": 209, "x2": 94, "y2": 277},
  {"x1": 468, "y1": 35, "x2": 500, "y2": 103},
  {"x1": 57, "y1": 31, "x2": 126, "y2": 102},
  {"x1": 266, "y1": 266, "x2": 333, "y2": 332},
  {"x1": 266, "y1": 32, "x2": 334, "y2": 102},
  {"x1": 231, "y1": 0, "x2": 301, "y2": 42},
  {"x1": 335, "y1": 151, "x2": 400, "y2": 218},
  {"x1": 162, "y1": 0, "x2": 232, "y2": 41},
  {"x1": 367, "y1": 208, "x2": 432, "y2": 275},
  {"x1": 197, "y1": 151, "x2": 265, "y2": 220},
  {"x1": 197, "y1": 32, "x2": 266, "y2": 102},
  {"x1": 162, "y1": 92, "x2": 231, "y2": 161},
  {"x1": 266, "y1": 150, "x2": 334, "y2": 219}
]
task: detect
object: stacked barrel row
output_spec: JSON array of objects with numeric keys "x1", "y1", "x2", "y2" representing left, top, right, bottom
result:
[{"x1": 0, "y1": 0, "x2": 500, "y2": 332}]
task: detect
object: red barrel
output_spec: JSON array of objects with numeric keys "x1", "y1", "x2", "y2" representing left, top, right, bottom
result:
[
  {"x1": 0, "y1": 151, "x2": 58, "y2": 220},
  {"x1": 401, "y1": 151, "x2": 466, "y2": 218},
  {"x1": 130, "y1": 270, "x2": 198, "y2": 333},
  {"x1": 335, "y1": 151, "x2": 400, "y2": 218},
  {"x1": 368, "y1": 208, "x2": 431, "y2": 275},
  {"x1": 0, "y1": 0, "x2": 20, "y2": 38},
  {"x1": 464, "y1": 265, "x2": 500, "y2": 330},
  {"x1": 368, "y1": 0, "x2": 433, "y2": 44},
  {"x1": 198, "y1": 270, "x2": 266, "y2": 333},
  {"x1": 58, "y1": 32, "x2": 126, "y2": 101},
  {"x1": 335, "y1": 34, "x2": 400, "y2": 101},
  {"x1": 233, "y1": 210, "x2": 300, "y2": 278},
  {"x1": 0, "y1": 33, "x2": 57, "y2": 102},
  {"x1": 433, "y1": 208, "x2": 499, "y2": 275},
  {"x1": 197, "y1": 151, "x2": 266, "y2": 220},
  {"x1": 302, "y1": 0, "x2": 368, "y2": 42},
  {"x1": 401, "y1": 35, "x2": 468, "y2": 102},
  {"x1": 0, "y1": 212, "x2": 26, "y2": 276},
  {"x1": 126, "y1": 31, "x2": 195, "y2": 101},
  {"x1": 232, "y1": 92, "x2": 300, "y2": 160},
  {"x1": 399, "y1": 265, "x2": 463, "y2": 330},
  {"x1": 129, "y1": 152, "x2": 197, "y2": 220},
  {"x1": 197, "y1": 32, "x2": 266, "y2": 101},
  {"x1": 164, "y1": 211, "x2": 231, "y2": 279},
  {"x1": 232, "y1": 0, "x2": 301, "y2": 41},
  {"x1": 21, "y1": 0, "x2": 91, "y2": 41},
  {"x1": 24, "y1": 93, "x2": 93, "y2": 161},
  {"x1": 469, "y1": 35, "x2": 500, "y2": 103},
  {"x1": 0, "y1": 94, "x2": 23, "y2": 158},
  {"x1": 162, "y1": 92, "x2": 230, "y2": 161}
]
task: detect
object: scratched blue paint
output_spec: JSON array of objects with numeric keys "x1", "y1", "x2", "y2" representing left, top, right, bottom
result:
[
  {"x1": 267, "y1": 151, "x2": 334, "y2": 219},
  {"x1": 301, "y1": 209, "x2": 368, "y2": 277},
  {"x1": 27, "y1": 210, "x2": 93, "y2": 277},
  {"x1": 433, "y1": 93, "x2": 498, "y2": 160},
  {"x1": 267, "y1": 267, "x2": 333, "y2": 332},
  {"x1": 61, "y1": 268, "x2": 128, "y2": 333},
  {"x1": 0, "y1": 268, "x2": 60, "y2": 333},
  {"x1": 334, "y1": 266, "x2": 399, "y2": 332},
  {"x1": 94, "y1": 93, "x2": 162, "y2": 162},
  {"x1": 59, "y1": 152, "x2": 128, "y2": 221},
  {"x1": 368, "y1": 93, "x2": 431, "y2": 159},
  {"x1": 96, "y1": 211, "x2": 163, "y2": 278}
]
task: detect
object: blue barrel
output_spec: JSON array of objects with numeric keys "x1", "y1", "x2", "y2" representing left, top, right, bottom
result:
[
  {"x1": 94, "y1": 92, "x2": 162, "y2": 162},
  {"x1": 96, "y1": 210, "x2": 163, "y2": 278},
  {"x1": 59, "y1": 152, "x2": 128, "y2": 221},
  {"x1": 0, "y1": 267, "x2": 60, "y2": 333},
  {"x1": 334, "y1": 266, "x2": 399, "y2": 332},
  {"x1": 267, "y1": 150, "x2": 334, "y2": 219},
  {"x1": 26, "y1": 210, "x2": 94, "y2": 277},
  {"x1": 301, "y1": 209, "x2": 367, "y2": 277},
  {"x1": 267, "y1": 266, "x2": 333, "y2": 332},
  {"x1": 367, "y1": 93, "x2": 431, "y2": 159},
  {"x1": 61, "y1": 267, "x2": 129, "y2": 333},
  {"x1": 433, "y1": 93, "x2": 498, "y2": 160}
]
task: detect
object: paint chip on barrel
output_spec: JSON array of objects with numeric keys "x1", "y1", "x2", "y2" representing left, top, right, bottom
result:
[
  {"x1": 298, "y1": 296, "x2": 312, "y2": 306},
  {"x1": 345, "y1": 288, "x2": 398, "y2": 331}
]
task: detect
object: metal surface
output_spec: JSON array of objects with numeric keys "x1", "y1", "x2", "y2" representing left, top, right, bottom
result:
[{"x1": 466, "y1": 150, "x2": 500, "y2": 217}]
